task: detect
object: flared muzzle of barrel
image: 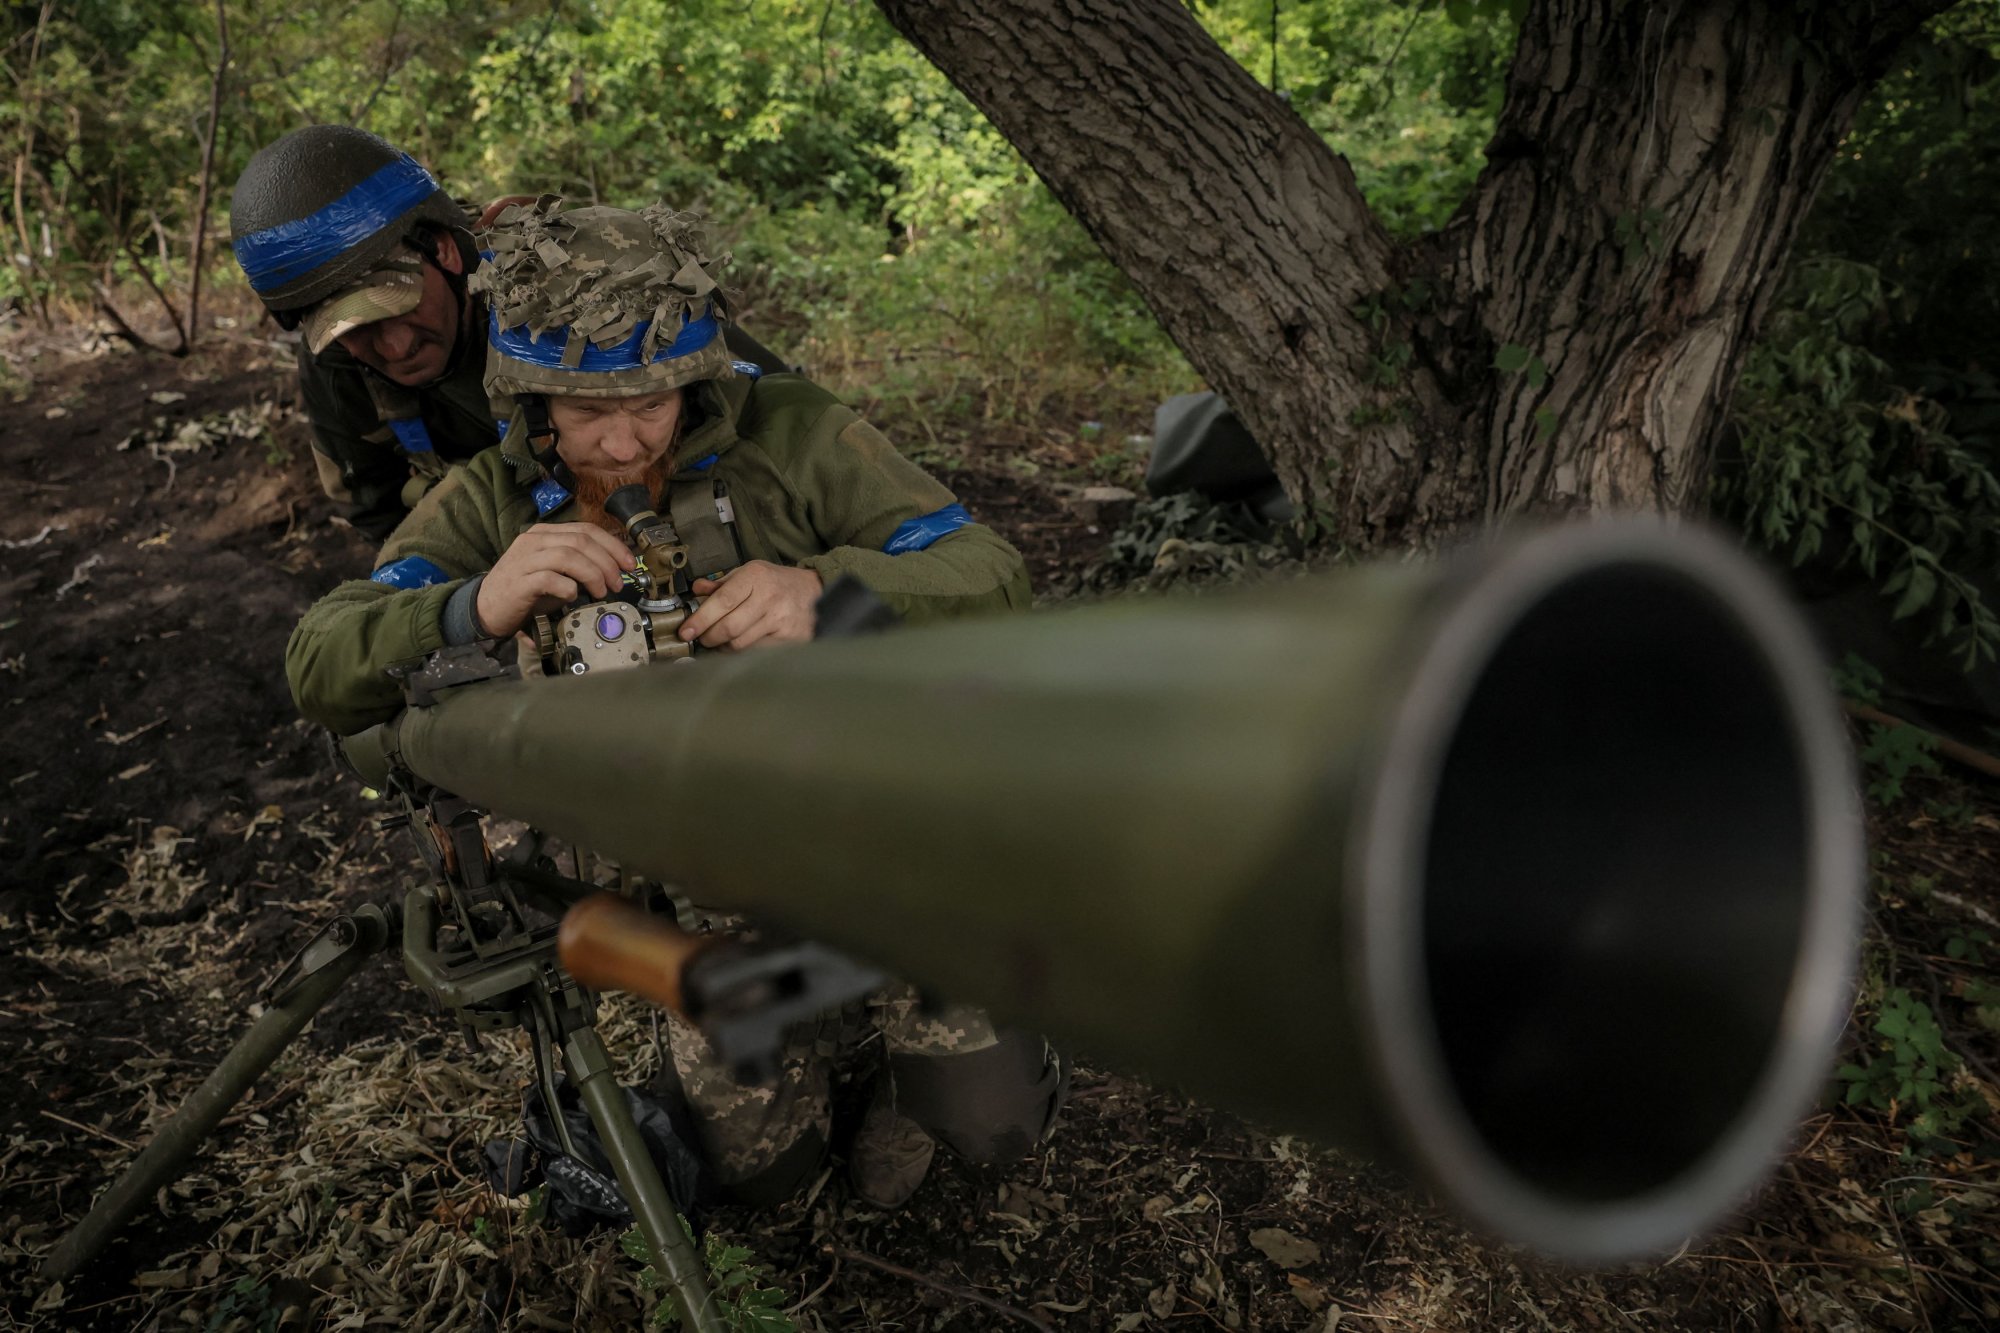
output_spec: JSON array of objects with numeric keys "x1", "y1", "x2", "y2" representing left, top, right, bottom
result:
[
  {"x1": 1355, "y1": 527, "x2": 1860, "y2": 1259},
  {"x1": 385, "y1": 519, "x2": 1859, "y2": 1263}
]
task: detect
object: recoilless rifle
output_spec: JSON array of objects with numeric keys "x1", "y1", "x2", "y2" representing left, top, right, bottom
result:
[{"x1": 44, "y1": 518, "x2": 1862, "y2": 1317}]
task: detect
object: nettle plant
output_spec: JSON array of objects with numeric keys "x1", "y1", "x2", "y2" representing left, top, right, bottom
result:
[
  {"x1": 1836, "y1": 983, "x2": 1985, "y2": 1150},
  {"x1": 1716, "y1": 257, "x2": 2000, "y2": 670}
]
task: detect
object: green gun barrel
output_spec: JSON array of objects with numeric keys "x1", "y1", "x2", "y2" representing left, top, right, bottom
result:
[{"x1": 367, "y1": 520, "x2": 1860, "y2": 1262}]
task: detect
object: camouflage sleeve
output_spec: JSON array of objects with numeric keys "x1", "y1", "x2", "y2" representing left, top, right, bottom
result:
[
  {"x1": 788, "y1": 409, "x2": 1031, "y2": 621},
  {"x1": 285, "y1": 453, "x2": 520, "y2": 734},
  {"x1": 296, "y1": 343, "x2": 414, "y2": 542}
]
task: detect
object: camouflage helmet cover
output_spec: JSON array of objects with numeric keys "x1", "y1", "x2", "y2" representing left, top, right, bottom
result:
[
  {"x1": 474, "y1": 197, "x2": 734, "y2": 402},
  {"x1": 229, "y1": 124, "x2": 467, "y2": 318}
]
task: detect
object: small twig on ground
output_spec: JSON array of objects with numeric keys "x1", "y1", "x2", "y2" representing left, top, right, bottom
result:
[
  {"x1": 148, "y1": 439, "x2": 178, "y2": 491},
  {"x1": 40, "y1": 1108, "x2": 136, "y2": 1151},
  {"x1": 53, "y1": 552, "x2": 102, "y2": 598},
  {"x1": 785, "y1": 1250, "x2": 839, "y2": 1317},
  {"x1": 829, "y1": 1246, "x2": 1053, "y2": 1332},
  {"x1": 1933, "y1": 890, "x2": 2000, "y2": 932},
  {"x1": 0, "y1": 523, "x2": 60, "y2": 548}
]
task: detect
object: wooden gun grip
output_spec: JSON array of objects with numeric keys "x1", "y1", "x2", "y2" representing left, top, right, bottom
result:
[{"x1": 557, "y1": 894, "x2": 709, "y2": 1016}]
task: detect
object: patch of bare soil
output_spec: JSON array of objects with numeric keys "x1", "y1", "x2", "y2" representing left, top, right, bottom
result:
[{"x1": 0, "y1": 326, "x2": 1993, "y2": 1333}]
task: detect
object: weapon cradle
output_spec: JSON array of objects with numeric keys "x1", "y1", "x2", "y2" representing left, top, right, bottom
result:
[{"x1": 41, "y1": 805, "x2": 726, "y2": 1333}]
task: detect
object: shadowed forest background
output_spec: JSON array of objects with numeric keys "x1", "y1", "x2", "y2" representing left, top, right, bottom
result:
[{"x1": 1, "y1": 1, "x2": 1997, "y2": 1330}]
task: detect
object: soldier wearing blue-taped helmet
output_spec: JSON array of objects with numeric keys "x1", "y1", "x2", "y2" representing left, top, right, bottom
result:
[
  {"x1": 229, "y1": 126, "x2": 502, "y2": 539},
  {"x1": 230, "y1": 126, "x2": 790, "y2": 542}
]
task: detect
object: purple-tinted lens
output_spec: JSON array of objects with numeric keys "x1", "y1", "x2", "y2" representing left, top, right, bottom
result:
[{"x1": 596, "y1": 611, "x2": 627, "y2": 641}]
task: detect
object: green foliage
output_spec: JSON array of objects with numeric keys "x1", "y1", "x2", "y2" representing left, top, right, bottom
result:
[
  {"x1": 622, "y1": 1223, "x2": 796, "y2": 1332},
  {"x1": 202, "y1": 1276, "x2": 278, "y2": 1333},
  {"x1": 1715, "y1": 8, "x2": 2000, "y2": 680},
  {"x1": 1715, "y1": 257, "x2": 2000, "y2": 670},
  {"x1": 1195, "y1": 0, "x2": 1513, "y2": 235},
  {"x1": 1838, "y1": 653, "x2": 1948, "y2": 804},
  {"x1": 1855, "y1": 720, "x2": 1944, "y2": 804},
  {"x1": 1946, "y1": 929, "x2": 1991, "y2": 968},
  {"x1": 1803, "y1": 4, "x2": 2000, "y2": 377},
  {"x1": 1836, "y1": 985, "x2": 1983, "y2": 1148},
  {"x1": 1831, "y1": 650, "x2": 1885, "y2": 705}
]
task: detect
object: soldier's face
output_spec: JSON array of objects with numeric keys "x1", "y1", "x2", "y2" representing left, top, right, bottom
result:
[
  {"x1": 550, "y1": 389, "x2": 686, "y2": 480},
  {"x1": 333, "y1": 242, "x2": 464, "y2": 385}
]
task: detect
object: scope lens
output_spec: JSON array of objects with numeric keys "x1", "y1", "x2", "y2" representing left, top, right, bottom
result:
[{"x1": 596, "y1": 611, "x2": 627, "y2": 642}]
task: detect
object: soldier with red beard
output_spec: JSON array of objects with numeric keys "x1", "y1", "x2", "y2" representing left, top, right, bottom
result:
[{"x1": 284, "y1": 200, "x2": 1061, "y2": 1211}]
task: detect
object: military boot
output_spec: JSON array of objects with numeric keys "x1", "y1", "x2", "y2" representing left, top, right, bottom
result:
[{"x1": 847, "y1": 1087, "x2": 935, "y2": 1209}]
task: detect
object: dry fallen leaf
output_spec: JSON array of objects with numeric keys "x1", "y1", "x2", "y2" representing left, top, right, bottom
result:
[{"x1": 1251, "y1": 1226, "x2": 1323, "y2": 1268}]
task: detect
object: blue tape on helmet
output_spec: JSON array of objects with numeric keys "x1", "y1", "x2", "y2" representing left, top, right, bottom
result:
[
  {"x1": 731, "y1": 360, "x2": 764, "y2": 379},
  {"x1": 233, "y1": 155, "x2": 441, "y2": 293},
  {"x1": 490, "y1": 307, "x2": 719, "y2": 372},
  {"x1": 882, "y1": 504, "x2": 973, "y2": 555},
  {"x1": 387, "y1": 417, "x2": 434, "y2": 454},
  {"x1": 370, "y1": 555, "x2": 450, "y2": 589},
  {"x1": 532, "y1": 478, "x2": 573, "y2": 516}
]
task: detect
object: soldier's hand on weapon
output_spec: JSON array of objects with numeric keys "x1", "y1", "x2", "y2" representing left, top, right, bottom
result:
[
  {"x1": 476, "y1": 526, "x2": 636, "y2": 636},
  {"x1": 681, "y1": 561, "x2": 824, "y2": 650}
]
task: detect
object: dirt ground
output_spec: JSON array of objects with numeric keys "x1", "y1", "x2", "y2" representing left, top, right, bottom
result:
[{"x1": 0, "y1": 327, "x2": 1996, "y2": 1332}]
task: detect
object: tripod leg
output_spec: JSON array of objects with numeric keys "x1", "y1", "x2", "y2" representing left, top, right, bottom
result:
[
  {"x1": 564, "y1": 1025, "x2": 722, "y2": 1333},
  {"x1": 40, "y1": 905, "x2": 394, "y2": 1282}
]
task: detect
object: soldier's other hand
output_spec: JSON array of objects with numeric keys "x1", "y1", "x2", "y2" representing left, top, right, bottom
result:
[
  {"x1": 476, "y1": 525, "x2": 635, "y2": 637},
  {"x1": 681, "y1": 561, "x2": 823, "y2": 651}
]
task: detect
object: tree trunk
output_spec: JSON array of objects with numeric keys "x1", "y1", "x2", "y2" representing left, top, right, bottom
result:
[
  {"x1": 874, "y1": 0, "x2": 1951, "y2": 550},
  {"x1": 186, "y1": 0, "x2": 232, "y2": 353}
]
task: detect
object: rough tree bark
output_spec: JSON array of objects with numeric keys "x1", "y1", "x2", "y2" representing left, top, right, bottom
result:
[{"x1": 874, "y1": 0, "x2": 1954, "y2": 550}]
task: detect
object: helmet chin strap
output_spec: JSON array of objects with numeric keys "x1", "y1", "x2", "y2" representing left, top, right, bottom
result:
[{"x1": 520, "y1": 394, "x2": 576, "y2": 490}]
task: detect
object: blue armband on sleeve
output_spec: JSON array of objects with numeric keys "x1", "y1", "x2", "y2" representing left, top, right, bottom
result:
[
  {"x1": 882, "y1": 504, "x2": 973, "y2": 555},
  {"x1": 370, "y1": 555, "x2": 450, "y2": 589}
]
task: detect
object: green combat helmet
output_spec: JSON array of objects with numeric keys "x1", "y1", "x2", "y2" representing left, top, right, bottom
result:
[
  {"x1": 476, "y1": 197, "x2": 735, "y2": 408},
  {"x1": 229, "y1": 124, "x2": 467, "y2": 330}
]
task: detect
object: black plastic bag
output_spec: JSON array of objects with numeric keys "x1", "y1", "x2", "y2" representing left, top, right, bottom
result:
[{"x1": 483, "y1": 1077, "x2": 711, "y2": 1237}]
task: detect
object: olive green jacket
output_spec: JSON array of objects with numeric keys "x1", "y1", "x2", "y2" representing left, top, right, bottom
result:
[
  {"x1": 286, "y1": 372, "x2": 1031, "y2": 734},
  {"x1": 298, "y1": 332, "x2": 497, "y2": 540}
]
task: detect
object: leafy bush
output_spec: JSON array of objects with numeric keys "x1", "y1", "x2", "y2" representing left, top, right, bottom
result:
[
  {"x1": 622, "y1": 1224, "x2": 794, "y2": 1332},
  {"x1": 1715, "y1": 257, "x2": 2000, "y2": 669}
]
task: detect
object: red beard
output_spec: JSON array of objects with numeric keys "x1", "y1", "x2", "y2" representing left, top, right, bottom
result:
[{"x1": 571, "y1": 457, "x2": 672, "y2": 536}]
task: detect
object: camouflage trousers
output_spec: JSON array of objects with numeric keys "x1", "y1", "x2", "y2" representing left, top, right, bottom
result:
[{"x1": 664, "y1": 986, "x2": 1067, "y2": 1205}]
